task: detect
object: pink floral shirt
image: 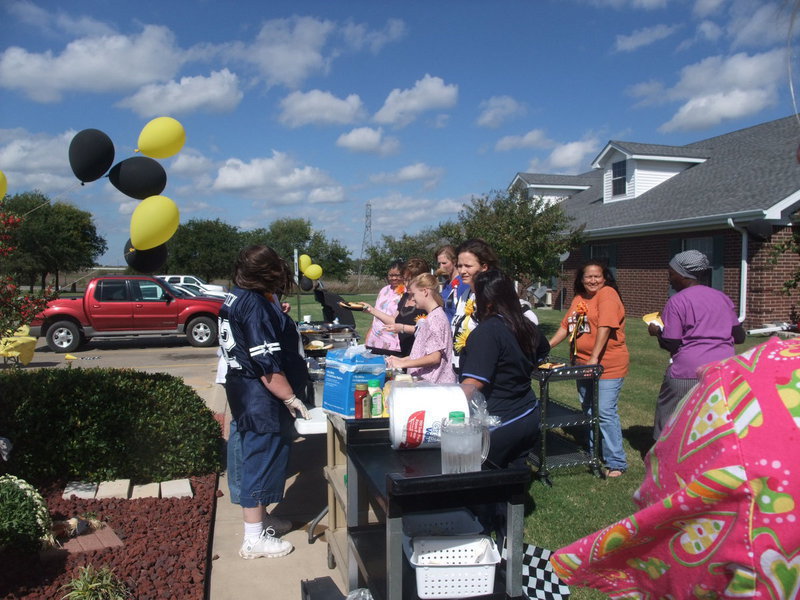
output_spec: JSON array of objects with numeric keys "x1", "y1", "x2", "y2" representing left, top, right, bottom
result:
[
  {"x1": 365, "y1": 284, "x2": 401, "y2": 352},
  {"x1": 551, "y1": 336, "x2": 800, "y2": 599},
  {"x1": 407, "y1": 306, "x2": 456, "y2": 383}
]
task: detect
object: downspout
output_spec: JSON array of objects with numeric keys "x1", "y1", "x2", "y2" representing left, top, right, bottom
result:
[{"x1": 726, "y1": 218, "x2": 748, "y2": 323}]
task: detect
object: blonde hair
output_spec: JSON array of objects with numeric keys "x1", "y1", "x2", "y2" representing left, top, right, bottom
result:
[{"x1": 410, "y1": 273, "x2": 444, "y2": 307}]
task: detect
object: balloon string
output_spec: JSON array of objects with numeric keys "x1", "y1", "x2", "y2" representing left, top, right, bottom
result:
[{"x1": 17, "y1": 180, "x2": 82, "y2": 218}]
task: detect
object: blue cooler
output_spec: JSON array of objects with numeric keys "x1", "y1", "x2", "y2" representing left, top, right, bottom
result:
[{"x1": 322, "y1": 348, "x2": 386, "y2": 416}]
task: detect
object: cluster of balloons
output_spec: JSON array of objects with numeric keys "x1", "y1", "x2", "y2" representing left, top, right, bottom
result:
[
  {"x1": 298, "y1": 254, "x2": 323, "y2": 291},
  {"x1": 67, "y1": 117, "x2": 186, "y2": 273}
]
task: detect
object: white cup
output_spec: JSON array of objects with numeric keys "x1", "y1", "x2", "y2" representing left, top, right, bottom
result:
[{"x1": 303, "y1": 315, "x2": 312, "y2": 323}]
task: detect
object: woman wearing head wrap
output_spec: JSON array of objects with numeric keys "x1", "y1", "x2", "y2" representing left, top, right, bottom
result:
[
  {"x1": 648, "y1": 249, "x2": 745, "y2": 440},
  {"x1": 551, "y1": 336, "x2": 800, "y2": 599}
]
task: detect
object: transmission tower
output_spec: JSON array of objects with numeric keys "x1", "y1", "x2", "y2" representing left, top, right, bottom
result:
[{"x1": 357, "y1": 202, "x2": 373, "y2": 289}]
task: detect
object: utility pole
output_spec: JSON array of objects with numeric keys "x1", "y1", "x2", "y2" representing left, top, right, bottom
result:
[{"x1": 356, "y1": 202, "x2": 373, "y2": 290}]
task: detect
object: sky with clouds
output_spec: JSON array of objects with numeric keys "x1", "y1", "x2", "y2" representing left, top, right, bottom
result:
[{"x1": 0, "y1": 0, "x2": 797, "y2": 265}]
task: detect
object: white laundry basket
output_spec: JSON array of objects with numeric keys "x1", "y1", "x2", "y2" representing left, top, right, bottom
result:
[{"x1": 409, "y1": 535, "x2": 501, "y2": 599}]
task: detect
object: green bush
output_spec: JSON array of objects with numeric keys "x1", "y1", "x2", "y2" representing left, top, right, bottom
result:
[
  {"x1": 0, "y1": 368, "x2": 223, "y2": 483},
  {"x1": 60, "y1": 565, "x2": 131, "y2": 600},
  {"x1": 0, "y1": 474, "x2": 53, "y2": 553}
]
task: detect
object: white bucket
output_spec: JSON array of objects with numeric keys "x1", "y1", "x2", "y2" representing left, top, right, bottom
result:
[{"x1": 388, "y1": 383, "x2": 468, "y2": 450}]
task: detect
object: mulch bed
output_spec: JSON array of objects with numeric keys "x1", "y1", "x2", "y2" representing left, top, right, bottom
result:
[{"x1": 0, "y1": 473, "x2": 217, "y2": 600}]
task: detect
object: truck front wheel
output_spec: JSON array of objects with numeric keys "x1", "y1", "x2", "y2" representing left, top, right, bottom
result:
[
  {"x1": 187, "y1": 316, "x2": 217, "y2": 347},
  {"x1": 46, "y1": 320, "x2": 82, "y2": 353}
]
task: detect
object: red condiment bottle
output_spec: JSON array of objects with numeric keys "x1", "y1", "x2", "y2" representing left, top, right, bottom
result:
[{"x1": 354, "y1": 383, "x2": 369, "y2": 419}]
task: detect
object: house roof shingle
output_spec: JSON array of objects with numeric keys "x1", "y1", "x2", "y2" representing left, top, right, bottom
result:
[{"x1": 541, "y1": 116, "x2": 800, "y2": 237}]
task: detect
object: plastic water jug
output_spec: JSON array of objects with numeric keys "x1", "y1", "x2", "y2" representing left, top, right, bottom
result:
[{"x1": 440, "y1": 411, "x2": 490, "y2": 474}]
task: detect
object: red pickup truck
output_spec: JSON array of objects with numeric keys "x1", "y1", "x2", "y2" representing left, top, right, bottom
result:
[{"x1": 30, "y1": 276, "x2": 224, "y2": 353}]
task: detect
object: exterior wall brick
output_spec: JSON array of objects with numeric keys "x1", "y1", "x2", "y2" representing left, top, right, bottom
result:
[{"x1": 554, "y1": 226, "x2": 800, "y2": 330}]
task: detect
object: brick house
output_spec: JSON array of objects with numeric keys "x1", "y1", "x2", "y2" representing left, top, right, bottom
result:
[{"x1": 509, "y1": 116, "x2": 800, "y2": 329}]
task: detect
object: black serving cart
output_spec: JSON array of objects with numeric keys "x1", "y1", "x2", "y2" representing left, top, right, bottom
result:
[
  {"x1": 529, "y1": 360, "x2": 605, "y2": 486},
  {"x1": 333, "y1": 417, "x2": 531, "y2": 600}
]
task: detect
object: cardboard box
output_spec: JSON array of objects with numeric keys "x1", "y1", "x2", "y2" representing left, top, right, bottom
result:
[{"x1": 322, "y1": 348, "x2": 386, "y2": 416}]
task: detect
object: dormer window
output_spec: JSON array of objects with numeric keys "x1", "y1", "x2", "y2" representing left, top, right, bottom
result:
[{"x1": 612, "y1": 160, "x2": 627, "y2": 196}]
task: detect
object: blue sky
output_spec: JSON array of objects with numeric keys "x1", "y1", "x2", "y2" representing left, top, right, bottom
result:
[{"x1": 0, "y1": 0, "x2": 797, "y2": 265}]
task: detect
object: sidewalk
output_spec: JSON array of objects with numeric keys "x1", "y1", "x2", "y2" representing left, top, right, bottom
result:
[{"x1": 188, "y1": 376, "x2": 346, "y2": 599}]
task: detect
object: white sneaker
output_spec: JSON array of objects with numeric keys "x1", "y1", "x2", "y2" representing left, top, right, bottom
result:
[{"x1": 239, "y1": 527, "x2": 293, "y2": 559}]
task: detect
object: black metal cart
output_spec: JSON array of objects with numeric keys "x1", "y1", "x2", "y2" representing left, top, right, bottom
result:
[{"x1": 529, "y1": 360, "x2": 605, "y2": 486}]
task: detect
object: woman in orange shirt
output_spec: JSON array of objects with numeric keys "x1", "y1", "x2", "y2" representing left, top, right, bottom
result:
[{"x1": 549, "y1": 261, "x2": 629, "y2": 477}]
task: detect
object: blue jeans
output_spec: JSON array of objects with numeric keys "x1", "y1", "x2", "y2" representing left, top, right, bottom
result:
[{"x1": 577, "y1": 378, "x2": 627, "y2": 471}]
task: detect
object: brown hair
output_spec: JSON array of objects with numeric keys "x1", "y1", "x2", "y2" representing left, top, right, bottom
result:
[
  {"x1": 435, "y1": 245, "x2": 456, "y2": 263},
  {"x1": 455, "y1": 238, "x2": 499, "y2": 270},
  {"x1": 410, "y1": 273, "x2": 444, "y2": 307},
  {"x1": 233, "y1": 245, "x2": 293, "y2": 295},
  {"x1": 403, "y1": 257, "x2": 430, "y2": 280}
]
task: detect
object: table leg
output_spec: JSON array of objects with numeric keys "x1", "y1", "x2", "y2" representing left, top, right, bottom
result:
[
  {"x1": 386, "y1": 515, "x2": 403, "y2": 600},
  {"x1": 506, "y1": 501, "x2": 524, "y2": 598}
]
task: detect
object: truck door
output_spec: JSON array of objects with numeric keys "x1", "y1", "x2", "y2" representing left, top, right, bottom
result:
[
  {"x1": 89, "y1": 279, "x2": 135, "y2": 330},
  {"x1": 131, "y1": 279, "x2": 179, "y2": 329}
]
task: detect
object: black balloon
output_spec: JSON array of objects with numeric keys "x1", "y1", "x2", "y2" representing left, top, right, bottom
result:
[
  {"x1": 68, "y1": 129, "x2": 115, "y2": 183},
  {"x1": 299, "y1": 275, "x2": 314, "y2": 291},
  {"x1": 124, "y1": 239, "x2": 167, "y2": 274},
  {"x1": 109, "y1": 156, "x2": 167, "y2": 200}
]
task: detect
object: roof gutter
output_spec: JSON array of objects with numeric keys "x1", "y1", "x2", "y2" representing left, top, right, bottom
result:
[
  {"x1": 726, "y1": 218, "x2": 747, "y2": 323},
  {"x1": 580, "y1": 209, "x2": 766, "y2": 239}
]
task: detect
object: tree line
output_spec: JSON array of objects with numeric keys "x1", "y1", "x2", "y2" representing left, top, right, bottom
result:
[{"x1": 0, "y1": 189, "x2": 584, "y2": 289}]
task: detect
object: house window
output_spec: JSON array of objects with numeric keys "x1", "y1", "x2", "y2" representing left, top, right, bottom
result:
[
  {"x1": 671, "y1": 236, "x2": 723, "y2": 291},
  {"x1": 586, "y1": 244, "x2": 618, "y2": 278},
  {"x1": 612, "y1": 160, "x2": 626, "y2": 196}
]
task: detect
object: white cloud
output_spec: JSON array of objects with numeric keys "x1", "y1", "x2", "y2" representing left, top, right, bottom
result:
[
  {"x1": 660, "y1": 88, "x2": 774, "y2": 131},
  {"x1": 212, "y1": 150, "x2": 338, "y2": 204},
  {"x1": 7, "y1": 1, "x2": 116, "y2": 37},
  {"x1": 117, "y1": 200, "x2": 139, "y2": 215},
  {"x1": 117, "y1": 69, "x2": 243, "y2": 117},
  {"x1": 697, "y1": 20, "x2": 723, "y2": 42},
  {"x1": 727, "y1": 1, "x2": 785, "y2": 48},
  {"x1": 614, "y1": 24, "x2": 680, "y2": 52},
  {"x1": 584, "y1": 0, "x2": 668, "y2": 8},
  {"x1": 370, "y1": 192, "x2": 464, "y2": 227},
  {"x1": 278, "y1": 89, "x2": 366, "y2": 127},
  {"x1": 170, "y1": 151, "x2": 216, "y2": 177},
  {"x1": 374, "y1": 74, "x2": 458, "y2": 127},
  {"x1": 495, "y1": 129, "x2": 554, "y2": 152},
  {"x1": 547, "y1": 138, "x2": 601, "y2": 172},
  {"x1": 476, "y1": 96, "x2": 526, "y2": 128},
  {"x1": 628, "y1": 49, "x2": 785, "y2": 130},
  {"x1": 693, "y1": 0, "x2": 727, "y2": 18},
  {"x1": 0, "y1": 127, "x2": 76, "y2": 192},
  {"x1": 227, "y1": 16, "x2": 336, "y2": 88},
  {"x1": 369, "y1": 162, "x2": 444, "y2": 189},
  {"x1": 627, "y1": 79, "x2": 667, "y2": 106},
  {"x1": 0, "y1": 25, "x2": 184, "y2": 102},
  {"x1": 336, "y1": 127, "x2": 400, "y2": 155},
  {"x1": 341, "y1": 18, "x2": 406, "y2": 53},
  {"x1": 308, "y1": 186, "x2": 345, "y2": 203}
]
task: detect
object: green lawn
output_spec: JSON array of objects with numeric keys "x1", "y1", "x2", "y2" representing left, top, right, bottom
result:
[{"x1": 296, "y1": 293, "x2": 764, "y2": 599}]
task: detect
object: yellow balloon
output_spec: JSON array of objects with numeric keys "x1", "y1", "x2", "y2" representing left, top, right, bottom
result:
[
  {"x1": 299, "y1": 254, "x2": 312, "y2": 272},
  {"x1": 304, "y1": 264, "x2": 323, "y2": 280},
  {"x1": 130, "y1": 195, "x2": 180, "y2": 250},
  {"x1": 136, "y1": 117, "x2": 186, "y2": 159},
  {"x1": 0, "y1": 170, "x2": 6, "y2": 198}
]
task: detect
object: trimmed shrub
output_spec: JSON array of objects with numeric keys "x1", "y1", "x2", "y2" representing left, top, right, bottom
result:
[
  {"x1": 0, "y1": 474, "x2": 53, "y2": 553},
  {"x1": 0, "y1": 368, "x2": 223, "y2": 484}
]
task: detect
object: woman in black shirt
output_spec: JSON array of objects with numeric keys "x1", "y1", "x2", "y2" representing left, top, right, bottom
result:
[{"x1": 460, "y1": 269, "x2": 549, "y2": 468}]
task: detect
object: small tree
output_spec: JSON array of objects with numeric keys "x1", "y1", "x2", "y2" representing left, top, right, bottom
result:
[
  {"x1": 0, "y1": 200, "x2": 54, "y2": 334},
  {"x1": 363, "y1": 222, "x2": 463, "y2": 278},
  {"x1": 460, "y1": 190, "x2": 584, "y2": 283},
  {"x1": 165, "y1": 218, "x2": 240, "y2": 281}
]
